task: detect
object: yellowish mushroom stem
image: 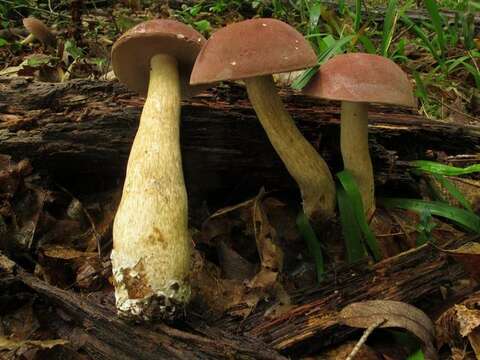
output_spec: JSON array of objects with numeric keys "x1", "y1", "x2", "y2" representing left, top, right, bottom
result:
[
  {"x1": 20, "y1": 33, "x2": 35, "y2": 45},
  {"x1": 111, "y1": 54, "x2": 191, "y2": 320},
  {"x1": 245, "y1": 75, "x2": 336, "y2": 222},
  {"x1": 340, "y1": 101, "x2": 375, "y2": 218}
]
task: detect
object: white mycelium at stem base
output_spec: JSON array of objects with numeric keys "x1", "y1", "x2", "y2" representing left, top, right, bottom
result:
[
  {"x1": 245, "y1": 75, "x2": 336, "y2": 221},
  {"x1": 340, "y1": 101, "x2": 375, "y2": 218},
  {"x1": 111, "y1": 54, "x2": 191, "y2": 320}
]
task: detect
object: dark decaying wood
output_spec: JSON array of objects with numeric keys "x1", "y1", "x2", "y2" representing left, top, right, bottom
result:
[
  {"x1": 0, "y1": 253, "x2": 286, "y2": 360},
  {"x1": 1, "y1": 77, "x2": 478, "y2": 206},
  {"x1": 218, "y1": 236, "x2": 473, "y2": 355},
  {"x1": 0, "y1": 232, "x2": 473, "y2": 359}
]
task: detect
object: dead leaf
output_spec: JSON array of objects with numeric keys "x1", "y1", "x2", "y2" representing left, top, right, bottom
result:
[
  {"x1": 443, "y1": 242, "x2": 480, "y2": 282},
  {"x1": 41, "y1": 245, "x2": 97, "y2": 260},
  {"x1": 454, "y1": 305, "x2": 480, "y2": 338},
  {"x1": 468, "y1": 329, "x2": 480, "y2": 359},
  {"x1": 0, "y1": 336, "x2": 68, "y2": 351},
  {"x1": 216, "y1": 241, "x2": 255, "y2": 280},
  {"x1": 340, "y1": 300, "x2": 437, "y2": 359},
  {"x1": 252, "y1": 189, "x2": 283, "y2": 272}
]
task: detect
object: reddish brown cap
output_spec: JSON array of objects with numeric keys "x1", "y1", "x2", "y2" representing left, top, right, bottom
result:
[
  {"x1": 112, "y1": 20, "x2": 206, "y2": 98},
  {"x1": 303, "y1": 53, "x2": 416, "y2": 107},
  {"x1": 23, "y1": 17, "x2": 57, "y2": 48},
  {"x1": 190, "y1": 18, "x2": 317, "y2": 84}
]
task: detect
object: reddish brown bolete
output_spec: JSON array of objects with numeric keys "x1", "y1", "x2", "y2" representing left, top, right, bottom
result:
[
  {"x1": 303, "y1": 53, "x2": 416, "y2": 218},
  {"x1": 21, "y1": 17, "x2": 57, "y2": 48},
  {"x1": 111, "y1": 20, "x2": 205, "y2": 320},
  {"x1": 190, "y1": 18, "x2": 336, "y2": 222}
]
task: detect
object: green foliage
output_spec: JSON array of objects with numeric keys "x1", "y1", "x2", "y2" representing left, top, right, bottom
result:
[
  {"x1": 337, "y1": 170, "x2": 382, "y2": 262},
  {"x1": 380, "y1": 0, "x2": 399, "y2": 56},
  {"x1": 378, "y1": 198, "x2": 480, "y2": 234},
  {"x1": 64, "y1": 40, "x2": 83, "y2": 60},
  {"x1": 410, "y1": 161, "x2": 480, "y2": 176},
  {"x1": 337, "y1": 181, "x2": 367, "y2": 262},
  {"x1": 194, "y1": 19, "x2": 212, "y2": 34},
  {"x1": 296, "y1": 212, "x2": 324, "y2": 282},
  {"x1": 416, "y1": 209, "x2": 437, "y2": 246},
  {"x1": 291, "y1": 35, "x2": 355, "y2": 90}
]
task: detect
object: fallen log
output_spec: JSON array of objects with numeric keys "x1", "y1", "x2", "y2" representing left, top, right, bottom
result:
[
  {"x1": 0, "y1": 77, "x2": 478, "y2": 206},
  {"x1": 0, "y1": 234, "x2": 473, "y2": 358},
  {"x1": 218, "y1": 235, "x2": 474, "y2": 356},
  {"x1": 0, "y1": 253, "x2": 285, "y2": 360}
]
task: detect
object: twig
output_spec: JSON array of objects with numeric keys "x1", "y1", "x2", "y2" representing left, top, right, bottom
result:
[
  {"x1": 345, "y1": 318, "x2": 386, "y2": 360},
  {"x1": 0, "y1": 0, "x2": 69, "y2": 18}
]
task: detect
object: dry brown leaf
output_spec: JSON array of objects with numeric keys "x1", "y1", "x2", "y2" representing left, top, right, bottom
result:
[
  {"x1": 444, "y1": 242, "x2": 480, "y2": 282},
  {"x1": 252, "y1": 189, "x2": 283, "y2": 272},
  {"x1": 41, "y1": 245, "x2": 97, "y2": 260},
  {"x1": 217, "y1": 241, "x2": 255, "y2": 280},
  {"x1": 468, "y1": 329, "x2": 480, "y2": 359},
  {"x1": 340, "y1": 300, "x2": 437, "y2": 359},
  {"x1": 0, "y1": 336, "x2": 68, "y2": 351},
  {"x1": 454, "y1": 305, "x2": 480, "y2": 338}
]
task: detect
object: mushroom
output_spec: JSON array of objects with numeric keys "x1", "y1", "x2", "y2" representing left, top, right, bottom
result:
[
  {"x1": 303, "y1": 53, "x2": 416, "y2": 218},
  {"x1": 21, "y1": 17, "x2": 57, "y2": 48},
  {"x1": 190, "y1": 18, "x2": 336, "y2": 223},
  {"x1": 110, "y1": 20, "x2": 206, "y2": 320}
]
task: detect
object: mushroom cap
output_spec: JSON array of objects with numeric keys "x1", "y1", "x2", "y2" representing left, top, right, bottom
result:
[
  {"x1": 112, "y1": 19, "x2": 206, "y2": 98},
  {"x1": 23, "y1": 17, "x2": 57, "y2": 48},
  {"x1": 190, "y1": 18, "x2": 317, "y2": 85},
  {"x1": 303, "y1": 53, "x2": 416, "y2": 108}
]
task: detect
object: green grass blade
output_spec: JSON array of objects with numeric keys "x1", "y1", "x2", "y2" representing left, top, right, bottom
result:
[
  {"x1": 378, "y1": 198, "x2": 480, "y2": 233},
  {"x1": 354, "y1": 0, "x2": 362, "y2": 32},
  {"x1": 337, "y1": 185, "x2": 367, "y2": 262},
  {"x1": 380, "y1": 0, "x2": 399, "y2": 57},
  {"x1": 292, "y1": 35, "x2": 354, "y2": 90},
  {"x1": 424, "y1": 0, "x2": 445, "y2": 55},
  {"x1": 462, "y1": 62, "x2": 480, "y2": 89},
  {"x1": 407, "y1": 349, "x2": 425, "y2": 360},
  {"x1": 412, "y1": 71, "x2": 428, "y2": 102},
  {"x1": 401, "y1": 15, "x2": 442, "y2": 64},
  {"x1": 291, "y1": 66, "x2": 318, "y2": 90},
  {"x1": 358, "y1": 35, "x2": 377, "y2": 54},
  {"x1": 308, "y1": 2, "x2": 322, "y2": 30},
  {"x1": 337, "y1": 170, "x2": 382, "y2": 261},
  {"x1": 431, "y1": 174, "x2": 473, "y2": 212},
  {"x1": 317, "y1": 35, "x2": 355, "y2": 63},
  {"x1": 297, "y1": 212, "x2": 324, "y2": 282},
  {"x1": 410, "y1": 160, "x2": 480, "y2": 176}
]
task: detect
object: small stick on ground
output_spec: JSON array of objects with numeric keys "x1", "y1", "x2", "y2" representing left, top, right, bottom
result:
[{"x1": 345, "y1": 318, "x2": 386, "y2": 360}]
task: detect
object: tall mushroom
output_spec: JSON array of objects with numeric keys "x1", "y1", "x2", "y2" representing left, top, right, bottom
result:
[
  {"x1": 111, "y1": 20, "x2": 205, "y2": 320},
  {"x1": 21, "y1": 17, "x2": 57, "y2": 48},
  {"x1": 190, "y1": 18, "x2": 336, "y2": 223},
  {"x1": 303, "y1": 53, "x2": 416, "y2": 218}
]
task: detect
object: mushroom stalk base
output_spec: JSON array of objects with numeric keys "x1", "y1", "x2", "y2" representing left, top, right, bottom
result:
[
  {"x1": 340, "y1": 101, "x2": 375, "y2": 218},
  {"x1": 245, "y1": 75, "x2": 336, "y2": 222},
  {"x1": 111, "y1": 54, "x2": 191, "y2": 320}
]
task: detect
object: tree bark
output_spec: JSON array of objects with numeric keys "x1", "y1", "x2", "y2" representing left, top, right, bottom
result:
[
  {"x1": 219, "y1": 235, "x2": 473, "y2": 355},
  {"x1": 1, "y1": 77, "x2": 478, "y2": 204},
  {"x1": 0, "y1": 253, "x2": 285, "y2": 360},
  {"x1": 1, "y1": 234, "x2": 473, "y2": 358}
]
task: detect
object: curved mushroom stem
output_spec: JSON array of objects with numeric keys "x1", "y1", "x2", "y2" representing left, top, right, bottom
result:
[
  {"x1": 20, "y1": 33, "x2": 35, "y2": 45},
  {"x1": 245, "y1": 75, "x2": 336, "y2": 222},
  {"x1": 111, "y1": 54, "x2": 191, "y2": 320},
  {"x1": 340, "y1": 101, "x2": 375, "y2": 219}
]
